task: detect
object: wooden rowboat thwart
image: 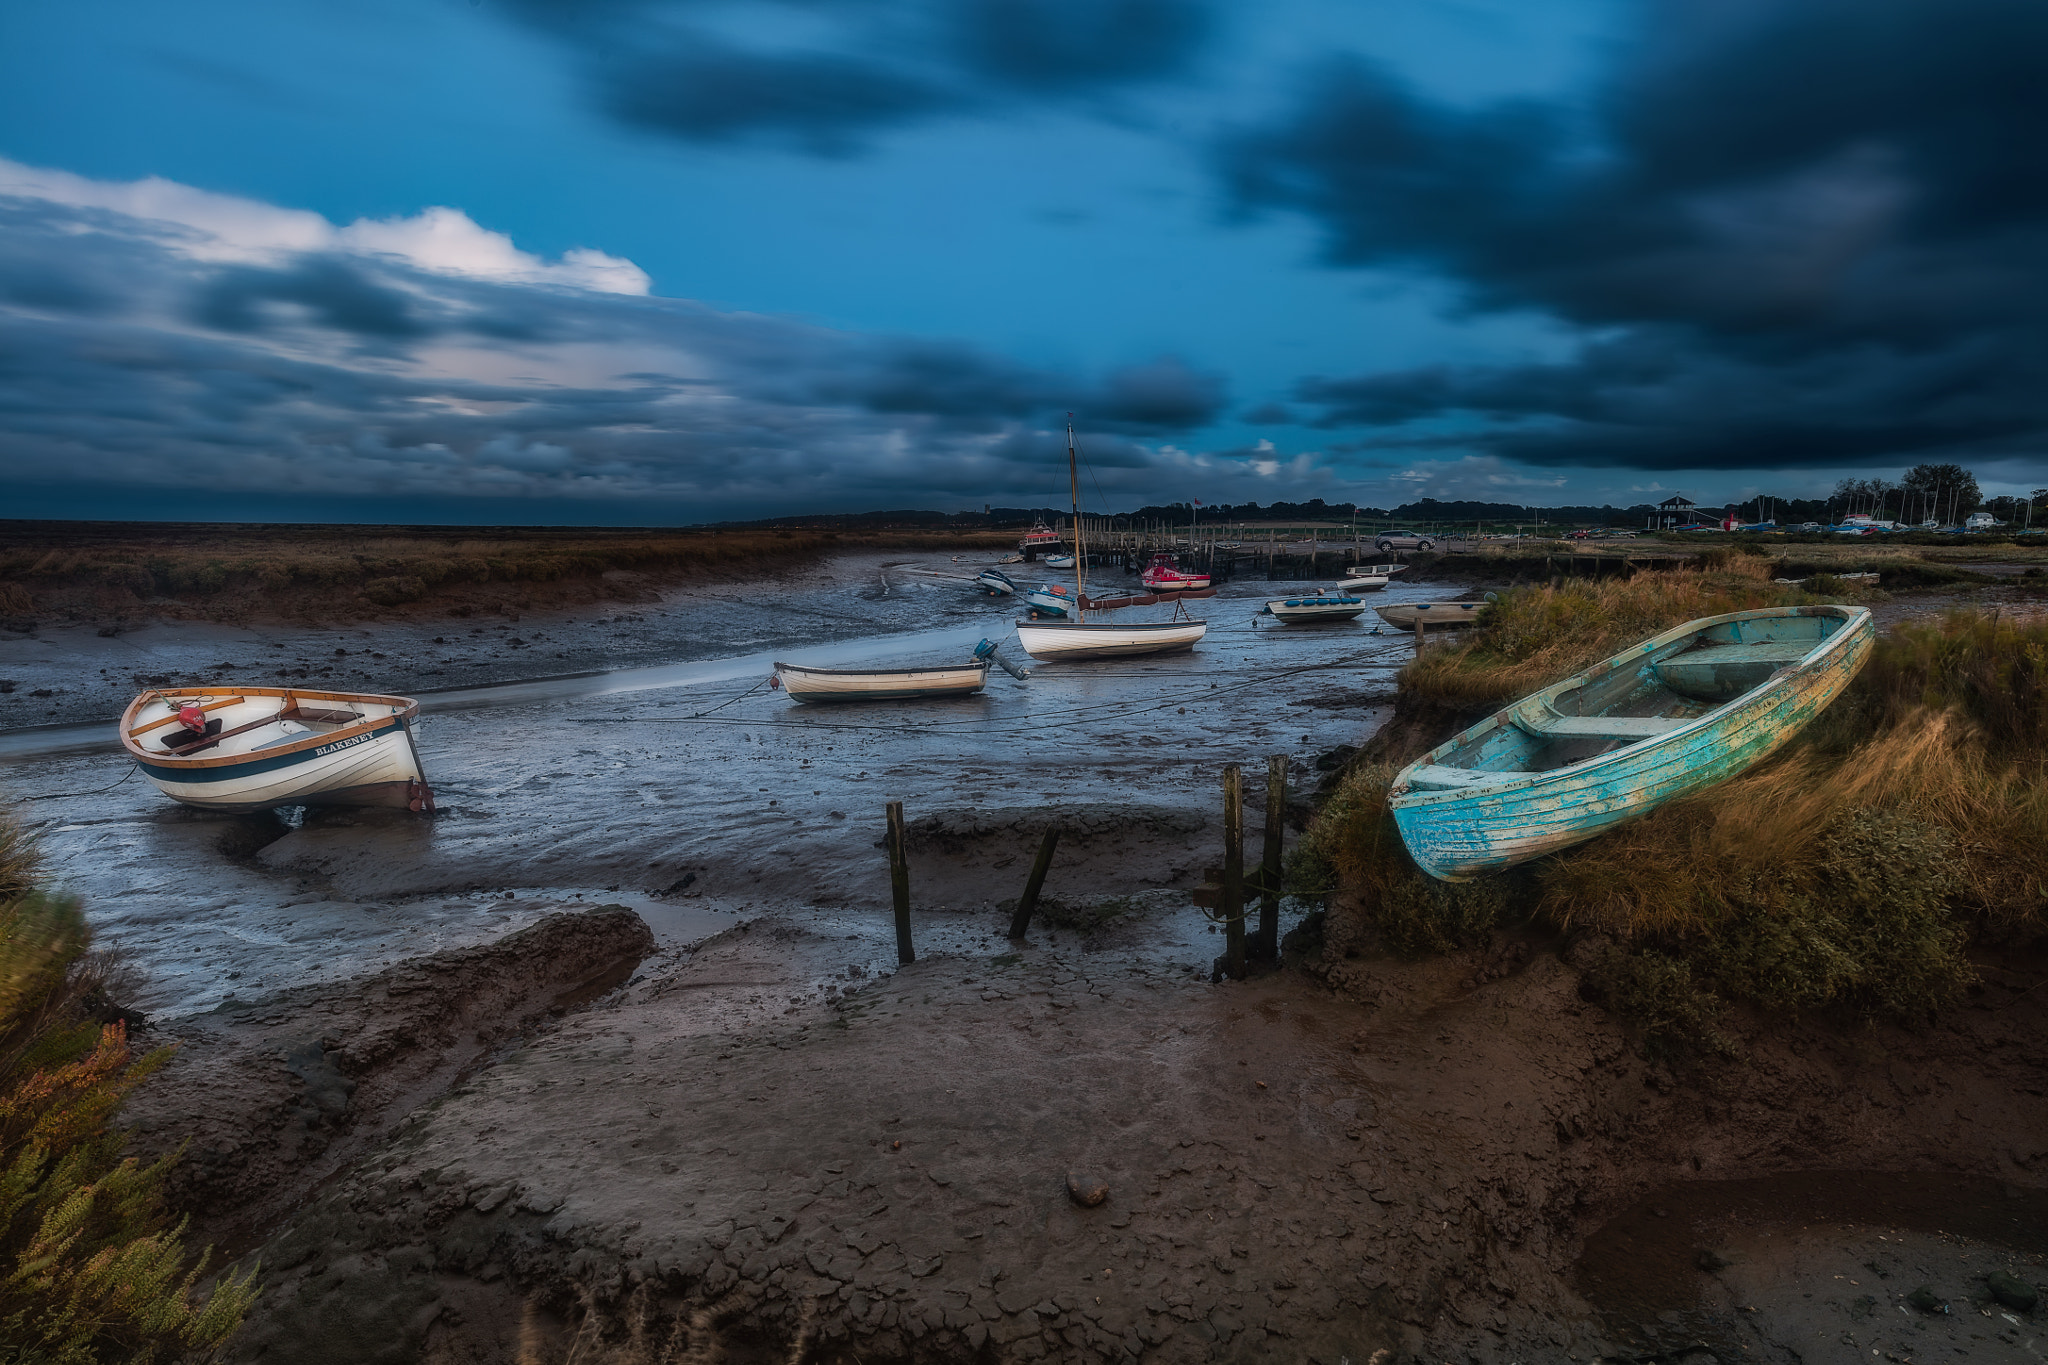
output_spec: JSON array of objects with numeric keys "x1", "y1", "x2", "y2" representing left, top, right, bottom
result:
[
  {"x1": 121, "y1": 686, "x2": 432, "y2": 813},
  {"x1": 774, "y1": 660, "x2": 990, "y2": 702},
  {"x1": 1389, "y1": 605, "x2": 1873, "y2": 881}
]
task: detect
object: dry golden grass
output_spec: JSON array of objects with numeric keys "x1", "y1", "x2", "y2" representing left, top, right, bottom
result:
[
  {"x1": 1402, "y1": 556, "x2": 1825, "y2": 711},
  {"x1": 1306, "y1": 600, "x2": 2047, "y2": 1033}
]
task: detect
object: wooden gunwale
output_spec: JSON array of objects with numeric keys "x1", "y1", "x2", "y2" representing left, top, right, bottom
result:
[{"x1": 119, "y1": 686, "x2": 420, "y2": 771}]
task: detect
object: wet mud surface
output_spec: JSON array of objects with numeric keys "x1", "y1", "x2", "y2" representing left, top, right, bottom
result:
[{"x1": 4, "y1": 551, "x2": 2046, "y2": 1362}]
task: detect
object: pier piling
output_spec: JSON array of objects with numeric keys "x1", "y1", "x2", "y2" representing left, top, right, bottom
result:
[
  {"x1": 1222, "y1": 765, "x2": 1246, "y2": 980},
  {"x1": 1008, "y1": 826, "x2": 1061, "y2": 941},
  {"x1": 886, "y1": 801, "x2": 914, "y2": 965},
  {"x1": 1257, "y1": 755, "x2": 1285, "y2": 961}
]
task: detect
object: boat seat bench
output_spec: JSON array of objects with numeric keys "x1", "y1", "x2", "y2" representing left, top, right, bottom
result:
[
  {"x1": 1517, "y1": 714, "x2": 1690, "y2": 739},
  {"x1": 1403, "y1": 764, "x2": 1505, "y2": 790},
  {"x1": 1662, "y1": 641, "x2": 1815, "y2": 667}
]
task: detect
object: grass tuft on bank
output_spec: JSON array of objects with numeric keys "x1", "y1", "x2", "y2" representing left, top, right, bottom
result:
[
  {"x1": 1300, "y1": 582, "x2": 2048, "y2": 1051},
  {"x1": 0, "y1": 808, "x2": 257, "y2": 1360}
]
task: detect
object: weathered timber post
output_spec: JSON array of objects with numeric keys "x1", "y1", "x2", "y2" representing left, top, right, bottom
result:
[
  {"x1": 886, "y1": 801, "x2": 914, "y2": 965},
  {"x1": 1222, "y1": 765, "x2": 1246, "y2": 980},
  {"x1": 1008, "y1": 826, "x2": 1060, "y2": 940},
  {"x1": 1414, "y1": 616, "x2": 1427, "y2": 656},
  {"x1": 1258, "y1": 754, "x2": 1285, "y2": 962}
]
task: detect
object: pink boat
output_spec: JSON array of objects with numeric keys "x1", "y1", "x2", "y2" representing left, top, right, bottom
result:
[{"x1": 1139, "y1": 552, "x2": 1211, "y2": 592}]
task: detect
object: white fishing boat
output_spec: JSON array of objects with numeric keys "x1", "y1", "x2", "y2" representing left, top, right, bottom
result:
[
  {"x1": 1043, "y1": 553, "x2": 1077, "y2": 569},
  {"x1": 1015, "y1": 619, "x2": 1207, "y2": 660},
  {"x1": 121, "y1": 686, "x2": 432, "y2": 813},
  {"x1": 1374, "y1": 601, "x2": 1487, "y2": 630},
  {"x1": 975, "y1": 567, "x2": 1017, "y2": 596},
  {"x1": 1265, "y1": 593, "x2": 1367, "y2": 623},
  {"x1": 1344, "y1": 562, "x2": 1409, "y2": 579},
  {"x1": 1013, "y1": 419, "x2": 1211, "y2": 662},
  {"x1": 774, "y1": 659, "x2": 990, "y2": 703},
  {"x1": 1336, "y1": 574, "x2": 1390, "y2": 592}
]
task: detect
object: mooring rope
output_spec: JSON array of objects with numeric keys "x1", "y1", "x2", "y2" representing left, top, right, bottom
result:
[{"x1": 17, "y1": 763, "x2": 140, "y2": 802}]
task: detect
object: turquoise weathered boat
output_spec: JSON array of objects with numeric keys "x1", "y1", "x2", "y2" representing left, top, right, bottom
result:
[{"x1": 1390, "y1": 605, "x2": 1874, "y2": 880}]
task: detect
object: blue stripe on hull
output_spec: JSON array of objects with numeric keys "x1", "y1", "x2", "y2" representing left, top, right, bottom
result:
[{"x1": 135, "y1": 719, "x2": 406, "y2": 784}]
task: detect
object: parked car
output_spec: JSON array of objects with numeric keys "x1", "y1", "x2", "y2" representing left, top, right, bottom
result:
[
  {"x1": 1374, "y1": 530, "x2": 1437, "y2": 552},
  {"x1": 1566, "y1": 529, "x2": 1595, "y2": 540}
]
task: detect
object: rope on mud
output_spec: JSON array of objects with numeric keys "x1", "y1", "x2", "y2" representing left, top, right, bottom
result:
[
  {"x1": 688, "y1": 674, "x2": 774, "y2": 719},
  {"x1": 18, "y1": 763, "x2": 140, "y2": 802}
]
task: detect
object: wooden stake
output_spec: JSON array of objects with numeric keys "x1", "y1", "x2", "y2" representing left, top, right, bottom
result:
[
  {"x1": 1009, "y1": 826, "x2": 1060, "y2": 940},
  {"x1": 1222, "y1": 765, "x2": 1246, "y2": 980},
  {"x1": 886, "y1": 801, "x2": 914, "y2": 965},
  {"x1": 1414, "y1": 616, "x2": 1426, "y2": 656},
  {"x1": 1258, "y1": 754, "x2": 1285, "y2": 962}
]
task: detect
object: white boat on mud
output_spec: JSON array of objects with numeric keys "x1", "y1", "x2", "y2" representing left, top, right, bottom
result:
[
  {"x1": 1043, "y1": 554, "x2": 1077, "y2": 569},
  {"x1": 975, "y1": 567, "x2": 1017, "y2": 596},
  {"x1": 1336, "y1": 575, "x2": 1389, "y2": 592},
  {"x1": 1022, "y1": 583, "x2": 1077, "y2": 617},
  {"x1": 1375, "y1": 601, "x2": 1487, "y2": 630},
  {"x1": 121, "y1": 686, "x2": 432, "y2": 813},
  {"x1": 1014, "y1": 619, "x2": 1208, "y2": 660},
  {"x1": 1265, "y1": 593, "x2": 1367, "y2": 623},
  {"x1": 774, "y1": 659, "x2": 990, "y2": 702},
  {"x1": 1344, "y1": 563, "x2": 1409, "y2": 580}
]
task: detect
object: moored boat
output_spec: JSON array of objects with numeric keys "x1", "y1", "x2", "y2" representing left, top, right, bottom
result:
[
  {"x1": 1343, "y1": 563, "x2": 1409, "y2": 579},
  {"x1": 1264, "y1": 593, "x2": 1367, "y2": 623},
  {"x1": 1043, "y1": 553, "x2": 1076, "y2": 569},
  {"x1": 1014, "y1": 619, "x2": 1208, "y2": 660},
  {"x1": 1389, "y1": 605, "x2": 1874, "y2": 880},
  {"x1": 1336, "y1": 574, "x2": 1389, "y2": 592},
  {"x1": 121, "y1": 686, "x2": 432, "y2": 813},
  {"x1": 1139, "y1": 553, "x2": 1211, "y2": 591},
  {"x1": 1022, "y1": 583, "x2": 1077, "y2": 617},
  {"x1": 1374, "y1": 601, "x2": 1486, "y2": 630},
  {"x1": 975, "y1": 567, "x2": 1017, "y2": 596},
  {"x1": 1019, "y1": 520, "x2": 1064, "y2": 554},
  {"x1": 774, "y1": 659, "x2": 990, "y2": 703}
]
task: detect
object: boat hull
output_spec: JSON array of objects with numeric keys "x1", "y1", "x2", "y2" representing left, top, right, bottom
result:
[
  {"x1": 1022, "y1": 586, "x2": 1076, "y2": 617},
  {"x1": 1389, "y1": 606, "x2": 1873, "y2": 880},
  {"x1": 974, "y1": 569, "x2": 1016, "y2": 596},
  {"x1": 1374, "y1": 602, "x2": 1485, "y2": 629},
  {"x1": 774, "y1": 662, "x2": 989, "y2": 702},
  {"x1": 1336, "y1": 576, "x2": 1388, "y2": 592},
  {"x1": 1267, "y1": 597, "x2": 1367, "y2": 622},
  {"x1": 1140, "y1": 570, "x2": 1212, "y2": 591},
  {"x1": 121, "y1": 686, "x2": 428, "y2": 813},
  {"x1": 1015, "y1": 620, "x2": 1208, "y2": 660}
]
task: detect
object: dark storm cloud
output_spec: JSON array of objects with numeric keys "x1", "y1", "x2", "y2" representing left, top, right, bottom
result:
[
  {"x1": 1222, "y1": 0, "x2": 2048, "y2": 472},
  {"x1": 0, "y1": 189, "x2": 1222, "y2": 516},
  {"x1": 500, "y1": 0, "x2": 1212, "y2": 152},
  {"x1": 193, "y1": 259, "x2": 431, "y2": 338}
]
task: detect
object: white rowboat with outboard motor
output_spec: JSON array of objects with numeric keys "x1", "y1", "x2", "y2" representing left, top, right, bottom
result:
[
  {"x1": 1014, "y1": 619, "x2": 1207, "y2": 660},
  {"x1": 1265, "y1": 593, "x2": 1368, "y2": 623},
  {"x1": 774, "y1": 660, "x2": 990, "y2": 702}
]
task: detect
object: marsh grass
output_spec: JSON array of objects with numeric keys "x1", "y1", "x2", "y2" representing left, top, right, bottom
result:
[
  {"x1": 0, "y1": 523, "x2": 1015, "y2": 625},
  {"x1": 1402, "y1": 560, "x2": 1826, "y2": 711},
  {"x1": 1310, "y1": 600, "x2": 2048, "y2": 1048}
]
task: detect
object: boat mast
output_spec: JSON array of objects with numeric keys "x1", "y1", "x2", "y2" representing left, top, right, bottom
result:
[{"x1": 1067, "y1": 414, "x2": 1088, "y2": 605}]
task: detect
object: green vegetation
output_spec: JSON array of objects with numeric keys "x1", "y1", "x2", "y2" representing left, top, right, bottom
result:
[
  {"x1": 1302, "y1": 571, "x2": 2047, "y2": 1053},
  {"x1": 0, "y1": 810, "x2": 256, "y2": 1361}
]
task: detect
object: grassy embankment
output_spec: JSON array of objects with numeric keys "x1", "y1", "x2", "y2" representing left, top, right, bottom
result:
[
  {"x1": 0, "y1": 522, "x2": 1017, "y2": 627},
  {"x1": 1295, "y1": 551, "x2": 2047, "y2": 1050},
  {"x1": 0, "y1": 810, "x2": 257, "y2": 1358}
]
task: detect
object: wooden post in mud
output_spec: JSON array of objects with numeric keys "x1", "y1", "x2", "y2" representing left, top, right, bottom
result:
[
  {"x1": 1222, "y1": 766, "x2": 1247, "y2": 980},
  {"x1": 1257, "y1": 755, "x2": 1286, "y2": 962},
  {"x1": 886, "y1": 801, "x2": 914, "y2": 965},
  {"x1": 1413, "y1": 616, "x2": 1427, "y2": 657},
  {"x1": 1008, "y1": 826, "x2": 1061, "y2": 940}
]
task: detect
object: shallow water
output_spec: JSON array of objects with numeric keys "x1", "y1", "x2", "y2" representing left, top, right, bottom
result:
[{"x1": 1, "y1": 551, "x2": 1453, "y2": 1019}]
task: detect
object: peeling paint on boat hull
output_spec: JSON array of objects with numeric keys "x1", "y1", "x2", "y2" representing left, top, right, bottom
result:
[{"x1": 1390, "y1": 606, "x2": 1875, "y2": 881}]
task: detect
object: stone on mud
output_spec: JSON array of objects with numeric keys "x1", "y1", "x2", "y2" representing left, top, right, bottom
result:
[
  {"x1": 1066, "y1": 1171, "x2": 1111, "y2": 1207},
  {"x1": 1986, "y1": 1269, "x2": 2039, "y2": 1313}
]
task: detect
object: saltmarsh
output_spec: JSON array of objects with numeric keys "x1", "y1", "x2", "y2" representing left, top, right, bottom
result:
[{"x1": 1297, "y1": 562, "x2": 2046, "y2": 1049}]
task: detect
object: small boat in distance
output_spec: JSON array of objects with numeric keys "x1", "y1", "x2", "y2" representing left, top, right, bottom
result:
[
  {"x1": 1139, "y1": 552, "x2": 1212, "y2": 591},
  {"x1": 1022, "y1": 583, "x2": 1076, "y2": 617},
  {"x1": 121, "y1": 686, "x2": 432, "y2": 813},
  {"x1": 1019, "y1": 520, "x2": 1064, "y2": 554},
  {"x1": 975, "y1": 567, "x2": 1017, "y2": 596},
  {"x1": 774, "y1": 658, "x2": 990, "y2": 703},
  {"x1": 1374, "y1": 601, "x2": 1486, "y2": 630},
  {"x1": 1043, "y1": 553, "x2": 1077, "y2": 569},
  {"x1": 1264, "y1": 593, "x2": 1367, "y2": 623},
  {"x1": 1390, "y1": 605, "x2": 1873, "y2": 880},
  {"x1": 1336, "y1": 574, "x2": 1389, "y2": 592},
  {"x1": 1344, "y1": 562, "x2": 1409, "y2": 579}
]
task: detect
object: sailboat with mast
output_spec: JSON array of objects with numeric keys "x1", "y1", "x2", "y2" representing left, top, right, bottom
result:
[{"x1": 1014, "y1": 419, "x2": 1211, "y2": 661}]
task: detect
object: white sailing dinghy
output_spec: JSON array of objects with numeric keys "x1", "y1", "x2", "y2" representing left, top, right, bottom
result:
[
  {"x1": 121, "y1": 686, "x2": 433, "y2": 813},
  {"x1": 1014, "y1": 419, "x2": 1209, "y2": 661}
]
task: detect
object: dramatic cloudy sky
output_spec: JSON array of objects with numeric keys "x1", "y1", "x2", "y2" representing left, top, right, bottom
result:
[{"x1": 1, "y1": 0, "x2": 2041, "y2": 521}]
